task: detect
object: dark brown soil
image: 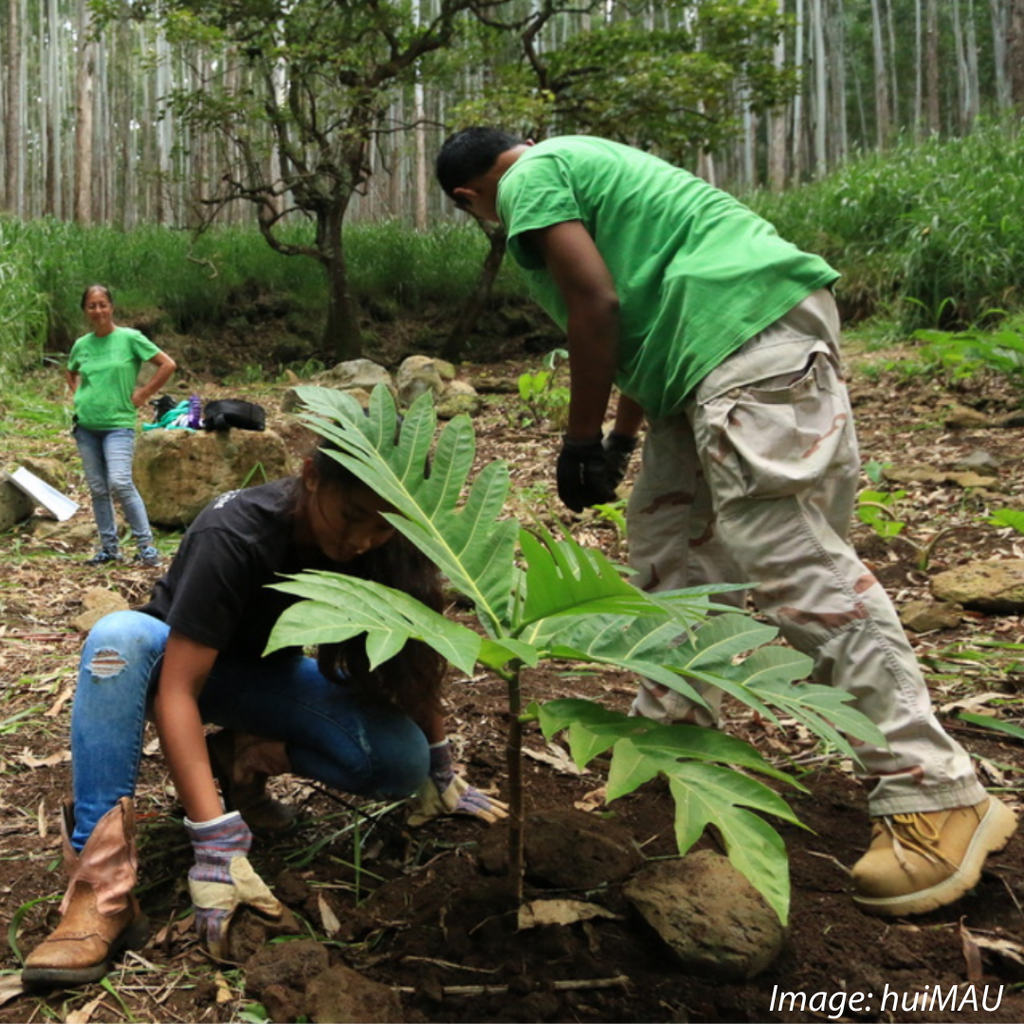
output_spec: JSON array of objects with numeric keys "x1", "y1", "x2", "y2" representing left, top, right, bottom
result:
[{"x1": 1, "y1": 335, "x2": 1024, "y2": 1023}]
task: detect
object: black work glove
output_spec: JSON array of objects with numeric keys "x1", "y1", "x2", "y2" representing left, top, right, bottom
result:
[
  {"x1": 557, "y1": 435, "x2": 617, "y2": 512},
  {"x1": 602, "y1": 432, "x2": 639, "y2": 489}
]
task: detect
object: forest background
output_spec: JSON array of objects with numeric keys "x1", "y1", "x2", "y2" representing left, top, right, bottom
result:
[{"x1": 0, "y1": 0, "x2": 1023, "y2": 381}]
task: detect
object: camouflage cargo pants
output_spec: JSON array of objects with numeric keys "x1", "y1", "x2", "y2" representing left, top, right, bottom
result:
[{"x1": 627, "y1": 290, "x2": 984, "y2": 816}]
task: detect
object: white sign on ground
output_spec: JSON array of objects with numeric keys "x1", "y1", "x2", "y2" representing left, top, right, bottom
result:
[{"x1": 6, "y1": 467, "x2": 79, "y2": 521}]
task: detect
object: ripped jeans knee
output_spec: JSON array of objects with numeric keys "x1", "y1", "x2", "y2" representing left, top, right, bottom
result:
[{"x1": 70, "y1": 611, "x2": 170, "y2": 846}]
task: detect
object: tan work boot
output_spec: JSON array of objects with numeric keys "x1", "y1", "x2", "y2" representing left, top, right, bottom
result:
[
  {"x1": 852, "y1": 796, "x2": 1017, "y2": 917},
  {"x1": 22, "y1": 798, "x2": 149, "y2": 989},
  {"x1": 206, "y1": 729, "x2": 296, "y2": 835}
]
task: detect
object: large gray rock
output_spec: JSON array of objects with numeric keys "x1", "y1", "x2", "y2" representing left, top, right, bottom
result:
[
  {"x1": 436, "y1": 379, "x2": 483, "y2": 419},
  {"x1": 932, "y1": 559, "x2": 1024, "y2": 614},
  {"x1": 623, "y1": 851, "x2": 785, "y2": 981},
  {"x1": 315, "y1": 359, "x2": 394, "y2": 393},
  {"x1": 0, "y1": 478, "x2": 35, "y2": 532},
  {"x1": 281, "y1": 385, "x2": 372, "y2": 415},
  {"x1": 395, "y1": 354, "x2": 455, "y2": 407},
  {"x1": 20, "y1": 457, "x2": 69, "y2": 491},
  {"x1": 135, "y1": 428, "x2": 293, "y2": 527}
]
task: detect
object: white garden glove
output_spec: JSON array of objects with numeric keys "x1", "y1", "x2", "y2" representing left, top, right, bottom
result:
[
  {"x1": 185, "y1": 811, "x2": 287, "y2": 959},
  {"x1": 407, "y1": 739, "x2": 509, "y2": 827}
]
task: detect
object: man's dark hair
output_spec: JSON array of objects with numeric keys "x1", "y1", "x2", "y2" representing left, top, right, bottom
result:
[{"x1": 435, "y1": 127, "x2": 522, "y2": 200}]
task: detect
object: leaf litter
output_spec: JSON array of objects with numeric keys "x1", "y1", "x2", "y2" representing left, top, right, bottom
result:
[{"x1": 1, "y1": 351, "x2": 1024, "y2": 1021}]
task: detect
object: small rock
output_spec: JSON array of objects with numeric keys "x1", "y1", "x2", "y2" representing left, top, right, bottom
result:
[
  {"x1": 992, "y1": 411, "x2": 1024, "y2": 429},
  {"x1": 72, "y1": 587, "x2": 130, "y2": 632},
  {"x1": 623, "y1": 851, "x2": 785, "y2": 982},
  {"x1": 943, "y1": 470, "x2": 999, "y2": 489},
  {"x1": 944, "y1": 404, "x2": 992, "y2": 429},
  {"x1": 900, "y1": 598, "x2": 963, "y2": 632},
  {"x1": 882, "y1": 464, "x2": 945, "y2": 484},
  {"x1": 34, "y1": 520, "x2": 95, "y2": 545},
  {"x1": 953, "y1": 450, "x2": 1002, "y2": 474}
]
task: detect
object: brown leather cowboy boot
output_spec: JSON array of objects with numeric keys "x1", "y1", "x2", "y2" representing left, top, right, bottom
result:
[
  {"x1": 206, "y1": 730, "x2": 296, "y2": 835},
  {"x1": 22, "y1": 798, "x2": 149, "y2": 989}
]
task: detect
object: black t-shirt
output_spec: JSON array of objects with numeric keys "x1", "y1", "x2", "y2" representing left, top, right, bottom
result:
[{"x1": 141, "y1": 478, "x2": 337, "y2": 661}]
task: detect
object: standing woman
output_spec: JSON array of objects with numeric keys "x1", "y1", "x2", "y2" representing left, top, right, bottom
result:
[
  {"x1": 21, "y1": 444, "x2": 504, "y2": 989},
  {"x1": 67, "y1": 285, "x2": 176, "y2": 567}
]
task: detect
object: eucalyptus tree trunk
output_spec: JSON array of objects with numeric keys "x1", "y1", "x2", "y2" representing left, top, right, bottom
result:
[
  {"x1": 925, "y1": 0, "x2": 940, "y2": 134},
  {"x1": 885, "y1": 0, "x2": 898, "y2": 129},
  {"x1": 990, "y1": 0, "x2": 1011, "y2": 109},
  {"x1": 155, "y1": 31, "x2": 173, "y2": 225},
  {"x1": 767, "y1": 0, "x2": 787, "y2": 191},
  {"x1": 4, "y1": 0, "x2": 23, "y2": 214},
  {"x1": 827, "y1": 0, "x2": 848, "y2": 166},
  {"x1": 94, "y1": 30, "x2": 109, "y2": 225},
  {"x1": 74, "y1": 0, "x2": 96, "y2": 224},
  {"x1": 790, "y1": 0, "x2": 805, "y2": 182},
  {"x1": 952, "y1": 0, "x2": 970, "y2": 132},
  {"x1": 1010, "y1": 0, "x2": 1024, "y2": 108},
  {"x1": 914, "y1": 0, "x2": 924, "y2": 134},
  {"x1": 811, "y1": 0, "x2": 827, "y2": 176},
  {"x1": 870, "y1": 0, "x2": 891, "y2": 149},
  {"x1": 965, "y1": 0, "x2": 981, "y2": 125}
]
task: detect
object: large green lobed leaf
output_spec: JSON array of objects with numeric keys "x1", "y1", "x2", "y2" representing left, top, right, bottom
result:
[
  {"x1": 293, "y1": 384, "x2": 517, "y2": 636},
  {"x1": 266, "y1": 571, "x2": 484, "y2": 676}
]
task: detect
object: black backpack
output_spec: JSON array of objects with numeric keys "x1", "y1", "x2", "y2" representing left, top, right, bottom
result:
[{"x1": 202, "y1": 399, "x2": 266, "y2": 432}]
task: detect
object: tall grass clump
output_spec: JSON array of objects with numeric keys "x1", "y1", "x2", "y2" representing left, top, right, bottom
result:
[
  {"x1": 748, "y1": 118, "x2": 1024, "y2": 333},
  {"x1": 344, "y1": 219, "x2": 528, "y2": 308},
  {"x1": 15, "y1": 214, "x2": 531, "y2": 348},
  {"x1": 0, "y1": 219, "x2": 48, "y2": 387},
  {"x1": 18, "y1": 218, "x2": 323, "y2": 338}
]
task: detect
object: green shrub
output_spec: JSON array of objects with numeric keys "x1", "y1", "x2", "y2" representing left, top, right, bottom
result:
[{"x1": 748, "y1": 119, "x2": 1024, "y2": 333}]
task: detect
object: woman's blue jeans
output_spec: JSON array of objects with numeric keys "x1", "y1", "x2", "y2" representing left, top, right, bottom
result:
[
  {"x1": 73, "y1": 426, "x2": 154, "y2": 552},
  {"x1": 70, "y1": 611, "x2": 429, "y2": 850}
]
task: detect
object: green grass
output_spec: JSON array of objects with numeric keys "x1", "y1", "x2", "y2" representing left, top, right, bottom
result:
[
  {"x1": 747, "y1": 117, "x2": 1024, "y2": 334},
  {"x1": 2, "y1": 122, "x2": 1022, "y2": 400}
]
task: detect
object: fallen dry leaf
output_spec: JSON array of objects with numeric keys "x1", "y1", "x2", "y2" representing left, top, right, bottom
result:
[
  {"x1": 214, "y1": 971, "x2": 234, "y2": 1004},
  {"x1": 318, "y1": 892, "x2": 342, "y2": 937},
  {"x1": 523, "y1": 743, "x2": 584, "y2": 776},
  {"x1": 0, "y1": 976, "x2": 25, "y2": 1008},
  {"x1": 21, "y1": 748, "x2": 72, "y2": 769},
  {"x1": 66, "y1": 994, "x2": 107, "y2": 1024},
  {"x1": 518, "y1": 899, "x2": 621, "y2": 931},
  {"x1": 574, "y1": 786, "x2": 607, "y2": 812},
  {"x1": 960, "y1": 922, "x2": 984, "y2": 982},
  {"x1": 970, "y1": 933, "x2": 1024, "y2": 968}
]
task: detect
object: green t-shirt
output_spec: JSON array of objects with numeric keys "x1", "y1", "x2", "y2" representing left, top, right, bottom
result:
[
  {"x1": 498, "y1": 136, "x2": 840, "y2": 419},
  {"x1": 68, "y1": 326, "x2": 161, "y2": 429}
]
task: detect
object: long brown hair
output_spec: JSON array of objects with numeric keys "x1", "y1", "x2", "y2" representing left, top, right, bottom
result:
[{"x1": 297, "y1": 443, "x2": 446, "y2": 725}]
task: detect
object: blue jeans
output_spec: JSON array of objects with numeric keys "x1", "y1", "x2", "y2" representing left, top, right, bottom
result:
[
  {"x1": 70, "y1": 611, "x2": 429, "y2": 849},
  {"x1": 73, "y1": 426, "x2": 154, "y2": 552}
]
